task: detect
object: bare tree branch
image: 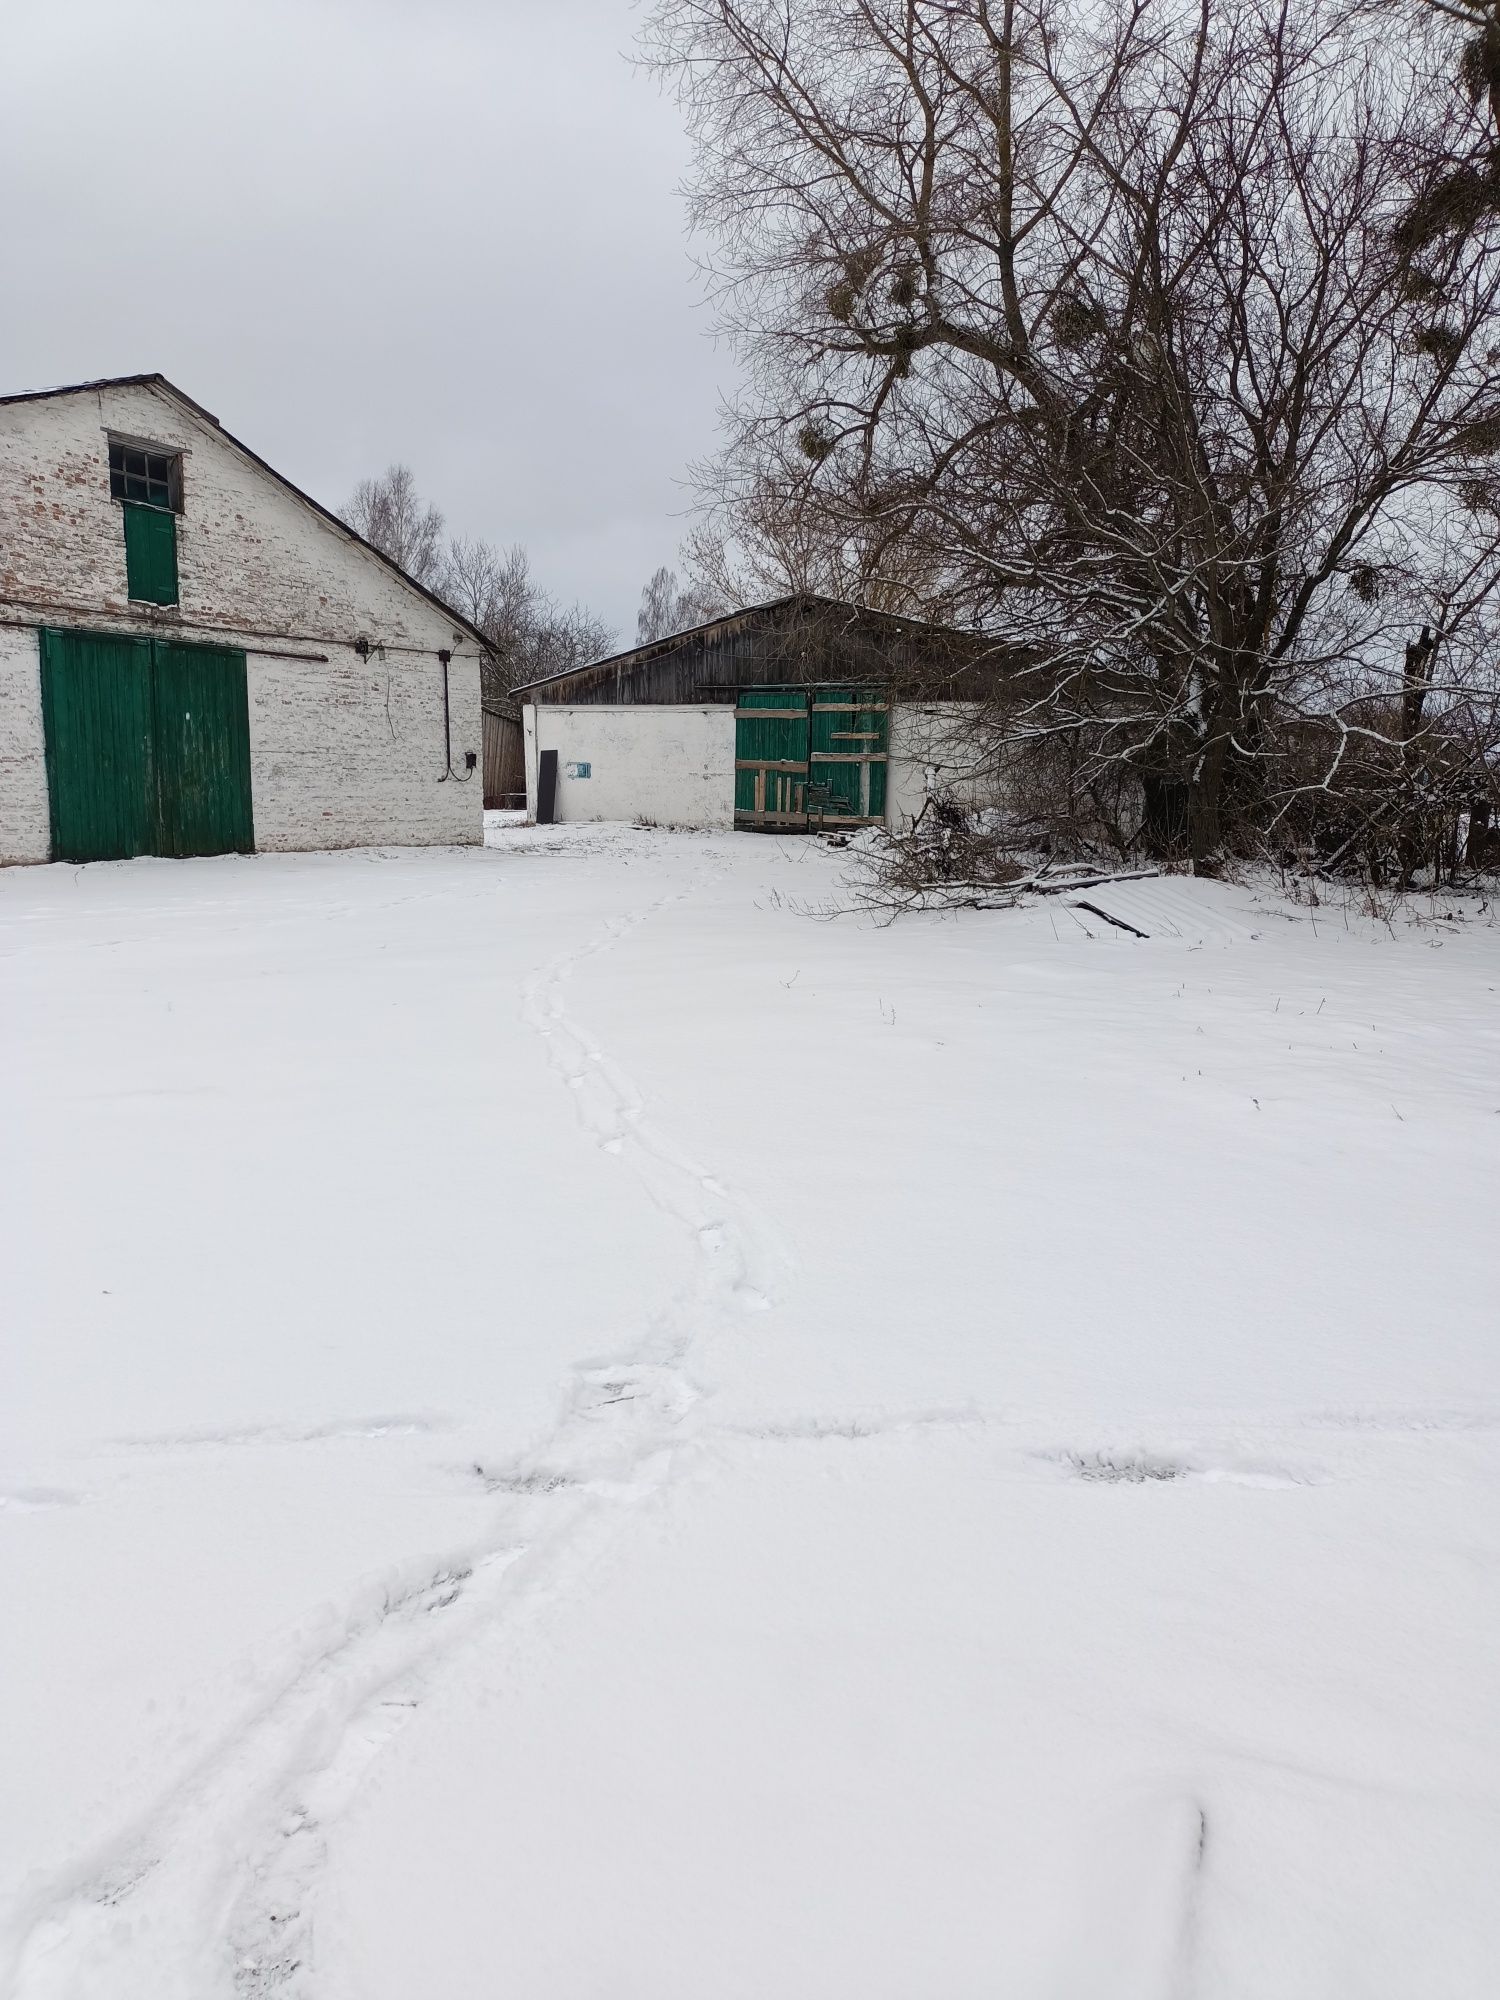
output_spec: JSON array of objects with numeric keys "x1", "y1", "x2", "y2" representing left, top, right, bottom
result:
[{"x1": 645, "y1": 0, "x2": 1500, "y2": 876}]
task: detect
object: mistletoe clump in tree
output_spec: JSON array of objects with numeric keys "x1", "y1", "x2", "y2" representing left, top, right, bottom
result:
[{"x1": 645, "y1": 0, "x2": 1500, "y2": 874}]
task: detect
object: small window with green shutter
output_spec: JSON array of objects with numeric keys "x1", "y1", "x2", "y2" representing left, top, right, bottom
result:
[{"x1": 109, "y1": 438, "x2": 182, "y2": 605}]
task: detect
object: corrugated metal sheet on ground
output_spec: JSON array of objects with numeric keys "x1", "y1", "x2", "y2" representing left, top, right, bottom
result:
[{"x1": 1064, "y1": 877, "x2": 1271, "y2": 945}]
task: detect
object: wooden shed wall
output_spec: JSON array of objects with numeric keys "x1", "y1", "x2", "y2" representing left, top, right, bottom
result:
[
  {"x1": 527, "y1": 600, "x2": 1002, "y2": 707},
  {"x1": 483, "y1": 710, "x2": 525, "y2": 808}
]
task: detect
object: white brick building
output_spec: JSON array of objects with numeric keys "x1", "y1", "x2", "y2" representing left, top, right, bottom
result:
[{"x1": 0, "y1": 375, "x2": 484, "y2": 864}]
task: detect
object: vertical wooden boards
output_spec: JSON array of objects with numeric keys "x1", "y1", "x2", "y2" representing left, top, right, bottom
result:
[
  {"x1": 39, "y1": 627, "x2": 157, "y2": 862},
  {"x1": 38, "y1": 628, "x2": 253, "y2": 861},
  {"x1": 736, "y1": 686, "x2": 887, "y2": 830},
  {"x1": 152, "y1": 641, "x2": 254, "y2": 857},
  {"x1": 734, "y1": 688, "x2": 810, "y2": 830},
  {"x1": 483, "y1": 711, "x2": 526, "y2": 809},
  {"x1": 809, "y1": 688, "x2": 889, "y2": 824}
]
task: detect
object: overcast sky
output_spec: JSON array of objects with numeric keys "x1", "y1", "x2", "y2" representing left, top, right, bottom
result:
[{"x1": 0, "y1": 0, "x2": 731, "y2": 642}]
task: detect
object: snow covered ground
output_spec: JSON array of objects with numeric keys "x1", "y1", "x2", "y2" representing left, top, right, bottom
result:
[{"x1": 3, "y1": 827, "x2": 1498, "y2": 1997}]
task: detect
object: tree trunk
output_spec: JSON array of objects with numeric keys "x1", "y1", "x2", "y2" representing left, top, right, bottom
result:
[
  {"x1": 1469, "y1": 799, "x2": 1494, "y2": 868},
  {"x1": 1188, "y1": 725, "x2": 1231, "y2": 871},
  {"x1": 1141, "y1": 773, "x2": 1189, "y2": 856},
  {"x1": 1398, "y1": 626, "x2": 1436, "y2": 887}
]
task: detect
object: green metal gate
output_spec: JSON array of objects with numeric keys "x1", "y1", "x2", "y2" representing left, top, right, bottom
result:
[
  {"x1": 735, "y1": 685, "x2": 888, "y2": 831},
  {"x1": 39, "y1": 628, "x2": 254, "y2": 862}
]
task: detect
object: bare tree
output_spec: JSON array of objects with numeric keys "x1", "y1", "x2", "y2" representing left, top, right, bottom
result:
[
  {"x1": 525, "y1": 597, "x2": 617, "y2": 685},
  {"x1": 679, "y1": 439, "x2": 953, "y2": 614},
  {"x1": 448, "y1": 535, "x2": 614, "y2": 703},
  {"x1": 1388, "y1": 0, "x2": 1500, "y2": 269},
  {"x1": 341, "y1": 465, "x2": 448, "y2": 590},
  {"x1": 636, "y1": 565, "x2": 727, "y2": 641},
  {"x1": 446, "y1": 538, "x2": 534, "y2": 648},
  {"x1": 339, "y1": 455, "x2": 616, "y2": 703},
  {"x1": 644, "y1": 0, "x2": 1500, "y2": 870}
]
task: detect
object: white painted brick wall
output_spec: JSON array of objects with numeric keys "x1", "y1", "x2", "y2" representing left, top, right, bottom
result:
[
  {"x1": 887, "y1": 703, "x2": 999, "y2": 827},
  {"x1": 0, "y1": 628, "x2": 48, "y2": 863},
  {"x1": 523, "y1": 705, "x2": 736, "y2": 828},
  {"x1": 249, "y1": 647, "x2": 481, "y2": 852},
  {"x1": 0, "y1": 379, "x2": 482, "y2": 862}
]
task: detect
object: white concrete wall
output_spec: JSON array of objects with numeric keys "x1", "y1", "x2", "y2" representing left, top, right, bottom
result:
[
  {"x1": 523, "y1": 705, "x2": 736, "y2": 828},
  {"x1": 887, "y1": 703, "x2": 1003, "y2": 828},
  {"x1": 0, "y1": 379, "x2": 482, "y2": 861},
  {"x1": 515, "y1": 699, "x2": 1004, "y2": 835},
  {"x1": 0, "y1": 627, "x2": 49, "y2": 863}
]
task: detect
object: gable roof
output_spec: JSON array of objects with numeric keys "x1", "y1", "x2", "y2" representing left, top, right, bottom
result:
[
  {"x1": 516, "y1": 592, "x2": 1005, "y2": 704},
  {"x1": 513, "y1": 597, "x2": 782, "y2": 700},
  {"x1": 514, "y1": 595, "x2": 801, "y2": 696},
  {"x1": 0, "y1": 373, "x2": 490, "y2": 650}
]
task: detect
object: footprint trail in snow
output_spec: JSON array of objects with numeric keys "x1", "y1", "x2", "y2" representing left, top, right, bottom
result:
[{"x1": 3, "y1": 859, "x2": 783, "y2": 2000}]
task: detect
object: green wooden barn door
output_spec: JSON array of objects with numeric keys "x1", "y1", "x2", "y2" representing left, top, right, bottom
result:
[
  {"x1": 152, "y1": 641, "x2": 254, "y2": 857},
  {"x1": 735, "y1": 687, "x2": 810, "y2": 829},
  {"x1": 809, "y1": 688, "x2": 888, "y2": 825},
  {"x1": 38, "y1": 628, "x2": 253, "y2": 861},
  {"x1": 39, "y1": 628, "x2": 157, "y2": 861}
]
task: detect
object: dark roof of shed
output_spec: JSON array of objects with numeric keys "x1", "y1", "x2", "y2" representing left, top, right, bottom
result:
[
  {"x1": 0, "y1": 373, "x2": 490, "y2": 650},
  {"x1": 514, "y1": 592, "x2": 990, "y2": 700},
  {"x1": 513, "y1": 595, "x2": 795, "y2": 696}
]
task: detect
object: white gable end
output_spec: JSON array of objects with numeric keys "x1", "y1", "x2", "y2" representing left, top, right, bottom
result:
[{"x1": 0, "y1": 377, "x2": 484, "y2": 862}]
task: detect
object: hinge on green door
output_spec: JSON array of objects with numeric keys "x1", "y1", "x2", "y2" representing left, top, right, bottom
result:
[{"x1": 122, "y1": 502, "x2": 179, "y2": 605}]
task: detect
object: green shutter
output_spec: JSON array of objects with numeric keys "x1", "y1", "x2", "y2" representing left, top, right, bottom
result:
[
  {"x1": 151, "y1": 641, "x2": 254, "y2": 856},
  {"x1": 122, "y1": 502, "x2": 179, "y2": 605},
  {"x1": 39, "y1": 627, "x2": 157, "y2": 861}
]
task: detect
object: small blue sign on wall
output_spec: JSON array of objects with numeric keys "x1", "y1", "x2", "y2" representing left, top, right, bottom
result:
[{"x1": 565, "y1": 761, "x2": 591, "y2": 779}]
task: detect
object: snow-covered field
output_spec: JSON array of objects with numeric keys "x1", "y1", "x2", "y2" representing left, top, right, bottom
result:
[{"x1": 3, "y1": 826, "x2": 1498, "y2": 1997}]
